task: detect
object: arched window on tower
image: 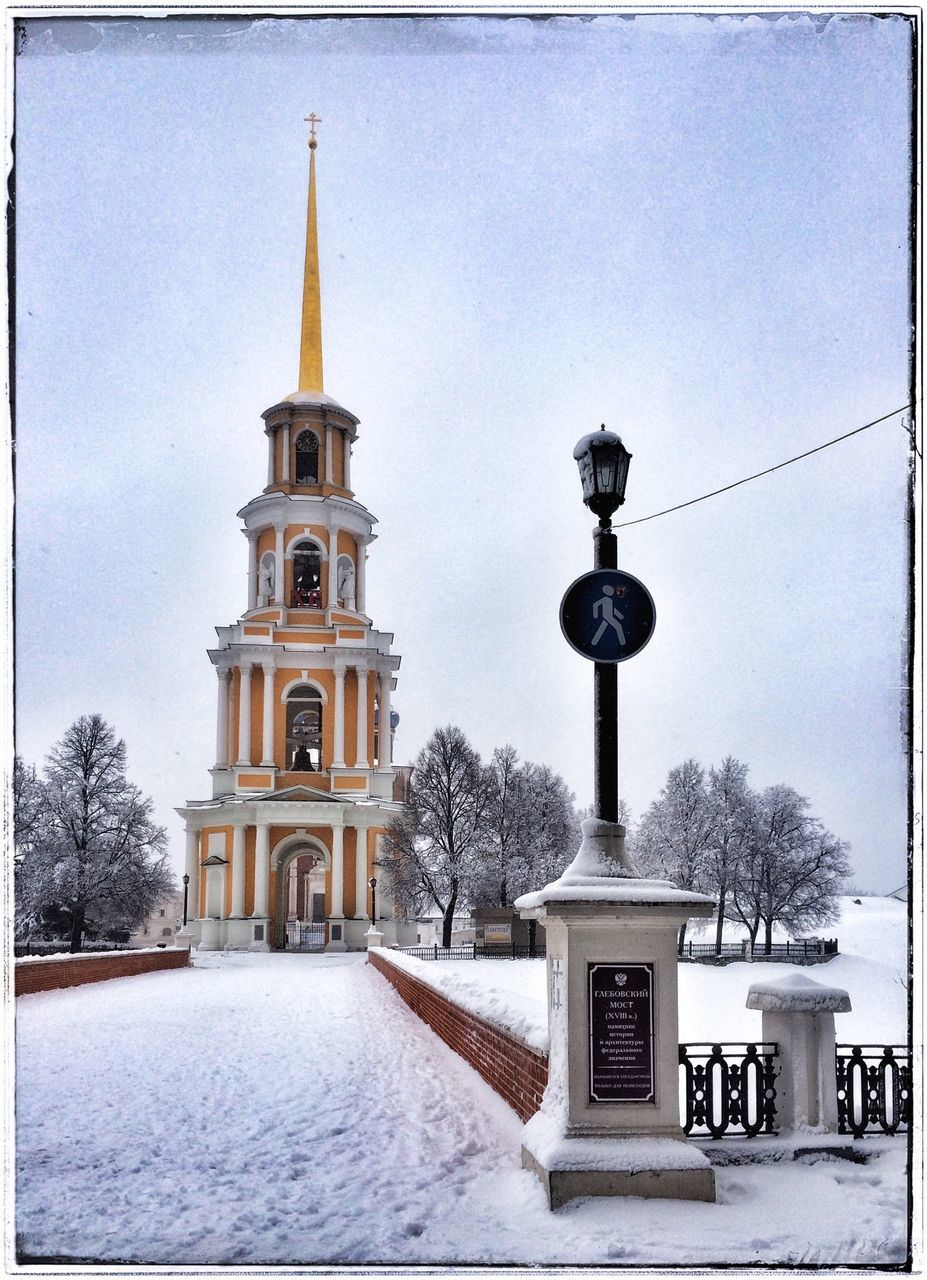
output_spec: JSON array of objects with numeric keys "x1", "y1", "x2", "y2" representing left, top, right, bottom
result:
[
  {"x1": 295, "y1": 429, "x2": 320, "y2": 484},
  {"x1": 291, "y1": 541, "x2": 322, "y2": 607},
  {"x1": 286, "y1": 685, "x2": 323, "y2": 771}
]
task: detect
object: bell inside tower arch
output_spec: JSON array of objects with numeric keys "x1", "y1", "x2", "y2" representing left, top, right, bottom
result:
[{"x1": 292, "y1": 540, "x2": 322, "y2": 607}]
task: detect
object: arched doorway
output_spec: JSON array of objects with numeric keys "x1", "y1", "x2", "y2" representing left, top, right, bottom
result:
[{"x1": 274, "y1": 847, "x2": 328, "y2": 951}]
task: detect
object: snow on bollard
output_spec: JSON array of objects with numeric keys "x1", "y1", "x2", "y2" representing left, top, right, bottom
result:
[
  {"x1": 365, "y1": 926, "x2": 385, "y2": 950},
  {"x1": 746, "y1": 972, "x2": 851, "y2": 1133}
]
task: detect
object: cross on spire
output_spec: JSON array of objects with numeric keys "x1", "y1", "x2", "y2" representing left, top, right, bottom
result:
[{"x1": 305, "y1": 113, "x2": 322, "y2": 150}]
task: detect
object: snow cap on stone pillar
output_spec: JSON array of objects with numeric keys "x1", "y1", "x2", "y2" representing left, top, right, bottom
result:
[{"x1": 746, "y1": 972, "x2": 852, "y2": 1013}]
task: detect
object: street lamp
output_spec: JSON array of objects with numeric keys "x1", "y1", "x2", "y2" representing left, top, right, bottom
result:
[
  {"x1": 182, "y1": 873, "x2": 190, "y2": 927},
  {"x1": 368, "y1": 876, "x2": 377, "y2": 923},
  {"x1": 573, "y1": 425, "x2": 632, "y2": 824}
]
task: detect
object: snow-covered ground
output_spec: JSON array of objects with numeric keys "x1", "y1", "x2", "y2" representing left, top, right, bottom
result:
[
  {"x1": 397, "y1": 896, "x2": 908, "y2": 1049},
  {"x1": 14, "y1": 897, "x2": 912, "y2": 1268}
]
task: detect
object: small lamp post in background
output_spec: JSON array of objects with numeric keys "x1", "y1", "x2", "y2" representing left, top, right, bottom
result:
[
  {"x1": 182, "y1": 873, "x2": 190, "y2": 928},
  {"x1": 368, "y1": 876, "x2": 377, "y2": 923},
  {"x1": 572, "y1": 426, "x2": 632, "y2": 822}
]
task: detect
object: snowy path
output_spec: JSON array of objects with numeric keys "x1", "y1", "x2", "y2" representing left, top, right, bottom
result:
[{"x1": 16, "y1": 952, "x2": 909, "y2": 1267}]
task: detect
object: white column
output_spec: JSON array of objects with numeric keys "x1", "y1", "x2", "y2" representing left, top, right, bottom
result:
[
  {"x1": 267, "y1": 430, "x2": 275, "y2": 486},
  {"x1": 356, "y1": 541, "x2": 366, "y2": 614},
  {"x1": 325, "y1": 423, "x2": 334, "y2": 483},
  {"x1": 184, "y1": 826, "x2": 199, "y2": 919},
  {"x1": 355, "y1": 827, "x2": 370, "y2": 919},
  {"x1": 330, "y1": 824, "x2": 345, "y2": 917},
  {"x1": 237, "y1": 664, "x2": 253, "y2": 766},
  {"x1": 261, "y1": 662, "x2": 275, "y2": 766},
  {"x1": 231, "y1": 825, "x2": 246, "y2": 917},
  {"x1": 215, "y1": 669, "x2": 231, "y2": 768},
  {"x1": 282, "y1": 424, "x2": 291, "y2": 482},
  {"x1": 274, "y1": 524, "x2": 285, "y2": 606},
  {"x1": 344, "y1": 436, "x2": 352, "y2": 491},
  {"x1": 378, "y1": 672, "x2": 392, "y2": 768},
  {"x1": 333, "y1": 665, "x2": 346, "y2": 767},
  {"x1": 246, "y1": 531, "x2": 258, "y2": 612},
  {"x1": 355, "y1": 668, "x2": 369, "y2": 767},
  {"x1": 328, "y1": 531, "x2": 339, "y2": 608},
  {"x1": 252, "y1": 824, "x2": 270, "y2": 917}
]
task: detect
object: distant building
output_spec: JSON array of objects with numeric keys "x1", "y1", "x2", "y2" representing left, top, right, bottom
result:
[{"x1": 129, "y1": 890, "x2": 185, "y2": 949}]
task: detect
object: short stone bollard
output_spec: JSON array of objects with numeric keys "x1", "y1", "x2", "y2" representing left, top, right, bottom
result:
[
  {"x1": 515, "y1": 816, "x2": 717, "y2": 1208},
  {"x1": 746, "y1": 972, "x2": 851, "y2": 1132},
  {"x1": 365, "y1": 926, "x2": 385, "y2": 950}
]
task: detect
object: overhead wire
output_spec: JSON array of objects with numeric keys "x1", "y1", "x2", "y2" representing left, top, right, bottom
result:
[{"x1": 615, "y1": 403, "x2": 915, "y2": 530}]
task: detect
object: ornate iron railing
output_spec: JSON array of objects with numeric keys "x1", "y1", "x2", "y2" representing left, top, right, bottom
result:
[
  {"x1": 836, "y1": 1045, "x2": 911, "y2": 1136},
  {"x1": 395, "y1": 942, "x2": 546, "y2": 961},
  {"x1": 679, "y1": 1042, "x2": 779, "y2": 1138}
]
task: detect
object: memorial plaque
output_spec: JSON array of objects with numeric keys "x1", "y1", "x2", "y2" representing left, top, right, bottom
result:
[{"x1": 588, "y1": 962, "x2": 655, "y2": 1103}]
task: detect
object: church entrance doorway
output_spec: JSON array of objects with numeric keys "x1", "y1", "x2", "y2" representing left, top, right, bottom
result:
[{"x1": 275, "y1": 849, "x2": 328, "y2": 951}]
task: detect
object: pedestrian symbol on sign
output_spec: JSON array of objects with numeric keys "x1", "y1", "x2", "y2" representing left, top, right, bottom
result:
[{"x1": 560, "y1": 569, "x2": 655, "y2": 663}]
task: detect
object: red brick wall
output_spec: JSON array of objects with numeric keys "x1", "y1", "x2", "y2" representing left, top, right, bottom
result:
[
  {"x1": 15, "y1": 948, "x2": 191, "y2": 996},
  {"x1": 368, "y1": 949, "x2": 548, "y2": 1122}
]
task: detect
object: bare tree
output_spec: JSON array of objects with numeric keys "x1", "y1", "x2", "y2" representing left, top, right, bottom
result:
[
  {"x1": 33, "y1": 715, "x2": 173, "y2": 950},
  {"x1": 727, "y1": 784, "x2": 850, "y2": 952},
  {"x1": 12, "y1": 757, "x2": 52, "y2": 941},
  {"x1": 704, "y1": 757, "x2": 755, "y2": 953},
  {"x1": 381, "y1": 725, "x2": 491, "y2": 947},
  {"x1": 517, "y1": 762, "x2": 580, "y2": 897},
  {"x1": 633, "y1": 758, "x2": 714, "y2": 951},
  {"x1": 472, "y1": 745, "x2": 531, "y2": 908}
]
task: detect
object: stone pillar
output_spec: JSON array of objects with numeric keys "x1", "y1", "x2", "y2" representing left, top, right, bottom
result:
[
  {"x1": 185, "y1": 827, "x2": 199, "y2": 910},
  {"x1": 267, "y1": 429, "x2": 275, "y2": 486},
  {"x1": 516, "y1": 817, "x2": 716, "y2": 1209},
  {"x1": 246, "y1": 531, "x2": 258, "y2": 611},
  {"x1": 328, "y1": 533, "x2": 339, "y2": 609},
  {"x1": 344, "y1": 435, "x2": 352, "y2": 491},
  {"x1": 215, "y1": 668, "x2": 231, "y2": 768},
  {"x1": 282, "y1": 424, "x2": 291, "y2": 483},
  {"x1": 333, "y1": 665, "x2": 346, "y2": 767},
  {"x1": 356, "y1": 542, "x2": 366, "y2": 615},
  {"x1": 252, "y1": 824, "x2": 270, "y2": 917},
  {"x1": 274, "y1": 524, "x2": 285, "y2": 606},
  {"x1": 355, "y1": 669, "x2": 370, "y2": 767},
  {"x1": 378, "y1": 673, "x2": 392, "y2": 768},
  {"x1": 231, "y1": 825, "x2": 246, "y2": 918},
  {"x1": 236, "y1": 664, "x2": 253, "y2": 766},
  {"x1": 260, "y1": 662, "x2": 275, "y2": 766},
  {"x1": 330, "y1": 825, "x2": 345, "y2": 918},
  {"x1": 355, "y1": 828, "x2": 371, "y2": 919},
  {"x1": 746, "y1": 974, "x2": 851, "y2": 1133},
  {"x1": 325, "y1": 423, "x2": 334, "y2": 483}
]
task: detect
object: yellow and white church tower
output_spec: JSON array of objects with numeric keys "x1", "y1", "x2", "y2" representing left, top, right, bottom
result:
[{"x1": 177, "y1": 122, "x2": 409, "y2": 952}]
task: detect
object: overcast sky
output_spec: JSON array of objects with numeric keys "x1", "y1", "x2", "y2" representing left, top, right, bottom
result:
[{"x1": 13, "y1": 13, "x2": 913, "y2": 893}]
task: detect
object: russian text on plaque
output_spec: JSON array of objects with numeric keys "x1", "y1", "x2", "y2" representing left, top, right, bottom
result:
[{"x1": 588, "y1": 962, "x2": 655, "y2": 1103}]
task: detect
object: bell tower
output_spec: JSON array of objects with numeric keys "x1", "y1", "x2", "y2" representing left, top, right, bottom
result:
[{"x1": 176, "y1": 121, "x2": 406, "y2": 953}]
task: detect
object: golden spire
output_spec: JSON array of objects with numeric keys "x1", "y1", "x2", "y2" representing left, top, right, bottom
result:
[{"x1": 298, "y1": 114, "x2": 324, "y2": 392}]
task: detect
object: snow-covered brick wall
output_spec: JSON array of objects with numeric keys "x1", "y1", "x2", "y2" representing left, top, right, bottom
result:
[
  {"x1": 15, "y1": 947, "x2": 191, "y2": 996},
  {"x1": 368, "y1": 949, "x2": 548, "y2": 1122}
]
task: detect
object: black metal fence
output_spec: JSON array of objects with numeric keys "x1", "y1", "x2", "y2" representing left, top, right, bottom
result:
[
  {"x1": 14, "y1": 941, "x2": 135, "y2": 957},
  {"x1": 679, "y1": 939, "x2": 838, "y2": 963},
  {"x1": 395, "y1": 942, "x2": 546, "y2": 961},
  {"x1": 679, "y1": 1042, "x2": 779, "y2": 1138},
  {"x1": 836, "y1": 1045, "x2": 911, "y2": 1137}
]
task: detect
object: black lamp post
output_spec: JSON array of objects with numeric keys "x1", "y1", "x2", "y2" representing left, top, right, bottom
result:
[
  {"x1": 573, "y1": 425, "x2": 632, "y2": 824},
  {"x1": 182, "y1": 873, "x2": 190, "y2": 927},
  {"x1": 368, "y1": 876, "x2": 377, "y2": 923}
]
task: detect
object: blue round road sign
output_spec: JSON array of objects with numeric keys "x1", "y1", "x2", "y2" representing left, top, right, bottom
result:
[{"x1": 560, "y1": 569, "x2": 656, "y2": 663}]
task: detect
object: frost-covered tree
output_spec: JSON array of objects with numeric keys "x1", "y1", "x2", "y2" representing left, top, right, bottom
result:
[
  {"x1": 381, "y1": 726, "x2": 492, "y2": 947},
  {"x1": 633, "y1": 759, "x2": 714, "y2": 950},
  {"x1": 704, "y1": 757, "x2": 755, "y2": 953},
  {"x1": 517, "y1": 762, "x2": 580, "y2": 896},
  {"x1": 471, "y1": 745, "x2": 531, "y2": 908},
  {"x1": 12, "y1": 756, "x2": 51, "y2": 941},
  {"x1": 727, "y1": 784, "x2": 851, "y2": 952},
  {"x1": 21, "y1": 715, "x2": 173, "y2": 951}
]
